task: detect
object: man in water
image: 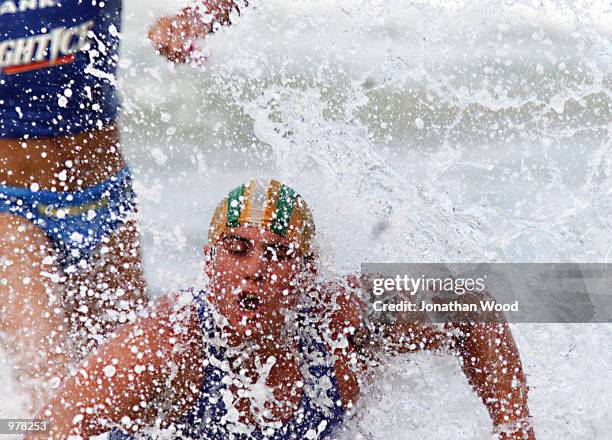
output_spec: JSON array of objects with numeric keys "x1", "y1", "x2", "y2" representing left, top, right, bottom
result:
[
  {"x1": 0, "y1": 0, "x2": 240, "y2": 412},
  {"x1": 33, "y1": 180, "x2": 536, "y2": 440}
]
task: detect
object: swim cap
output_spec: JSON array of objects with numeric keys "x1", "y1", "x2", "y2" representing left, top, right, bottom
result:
[{"x1": 208, "y1": 179, "x2": 315, "y2": 256}]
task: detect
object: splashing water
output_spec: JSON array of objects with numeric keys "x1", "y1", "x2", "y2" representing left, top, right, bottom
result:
[
  {"x1": 2, "y1": 0, "x2": 611, "y2": 438},
  {"x1": 241, "y1": 85, "x2": 502, "y2": 269},
  {"x1": 125, "y1": 1, "x2": 612, "y2": 438},
  {"x1": 118, "y1": 0, "x2": 612, "y2": 274}
]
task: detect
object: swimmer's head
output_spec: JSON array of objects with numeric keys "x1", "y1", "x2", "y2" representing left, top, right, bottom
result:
[
  {"x1": 205, "y1": 179, "x2": 316, "y2": 341},
  {"x1": 208, "y1": 179, "x2": 315, "y2": 257}
]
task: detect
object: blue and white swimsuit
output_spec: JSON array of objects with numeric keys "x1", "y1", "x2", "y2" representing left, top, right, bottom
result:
[
  {"x1": 0, "y1": 1, "x2": 135, "y2": 266},
  {"x1": 109, "y1": 295, "x2": 347, "y2": 440}
]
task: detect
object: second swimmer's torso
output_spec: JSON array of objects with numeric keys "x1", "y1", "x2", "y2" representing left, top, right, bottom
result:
[
  {"x1": 0, "y1": 0, "x2": 122, "y2": 139},
  {"x1": 108, "y1": 293, "x2": 347, "y2": 440}
]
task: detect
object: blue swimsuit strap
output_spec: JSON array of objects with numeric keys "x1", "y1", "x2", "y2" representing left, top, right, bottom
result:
[{"x1": 192, "y1": 291, "x2": 346, "y2": 434}]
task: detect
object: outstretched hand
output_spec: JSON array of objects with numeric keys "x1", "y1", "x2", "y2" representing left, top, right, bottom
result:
[
  {"x1": 147, "y1": 9, "x2": 210, "y2": 64},
  {"x1": 148, "y1": 1, "x2": 242, "y2": 63}
]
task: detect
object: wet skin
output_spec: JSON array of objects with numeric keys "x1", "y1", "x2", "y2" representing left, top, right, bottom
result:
[
  {"x1": 1, "y1": 0, "x2": 244, "y2": 414},
  {"x1": 0, "y1": 125, "x2": 147, "y2": 413},
  {"x1": 148, "y1": 0, "x2": 241, "y2": 63},
  {"x1": 30, "y1": 226, "x2": 535, "y2": 439},
  {"x1": 206, "y1": 226, "x2": 309, "y2": 341}
]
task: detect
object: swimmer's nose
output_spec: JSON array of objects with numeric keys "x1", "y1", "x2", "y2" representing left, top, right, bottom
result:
[{"x1": 243, "y1": 247, "x2": 264, "y2": 282}]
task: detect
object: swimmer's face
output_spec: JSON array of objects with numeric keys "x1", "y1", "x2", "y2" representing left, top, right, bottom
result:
[{"x1": 205, "y1": 226, "x2": 308, "y2": 341}]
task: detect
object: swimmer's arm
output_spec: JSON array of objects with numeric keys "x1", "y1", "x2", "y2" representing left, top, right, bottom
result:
[
  {"x1": 370, "y1": 294, "x2": 535, "y2": 439},
  {"x1": 327, "y1": 276, "x2": 535, "y2": 438},
  {"x1": 29, "y1": 294, "x2": 205, "y2": 439},
  {"x1": 321, "y1": 275, "x2": 461, "y2": 405},
  {"x1": 148, "y1": 1, "x2": 247, "y2": 63},
  {"x1": 365, "y1": 288, "x2": 535, "y2": 439},
  {"x1": 450, "y1": 322, "x2": 535, "y2": 440},
  {"x1": 327, "y1": 274, "x2": 448, "y2": 355}
]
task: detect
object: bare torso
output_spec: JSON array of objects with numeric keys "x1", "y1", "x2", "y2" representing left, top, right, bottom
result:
[{"x1": 0, "y1": 125, "x2": 125, "y2": 190}]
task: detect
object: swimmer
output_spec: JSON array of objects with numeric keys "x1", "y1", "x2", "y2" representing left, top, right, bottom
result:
[
  {"x1": 0, "y1": 0, "x2": 238, "y2": 412},
  {"x1": 32, "y1": 180, "x2": 536, "y2": 440}
]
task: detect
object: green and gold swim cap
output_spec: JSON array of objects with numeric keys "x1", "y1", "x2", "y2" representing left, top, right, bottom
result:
[{"x1": 208, "y1": 179, "x2": 315, "y2": 256}]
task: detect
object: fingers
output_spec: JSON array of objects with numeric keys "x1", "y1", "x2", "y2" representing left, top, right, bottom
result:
[
  {"x1": 147, "y1": 14, "x2": 204, "y2": 64},
  {"x1": 147, "y1": 16, "x2": 188, "y2": 63}
]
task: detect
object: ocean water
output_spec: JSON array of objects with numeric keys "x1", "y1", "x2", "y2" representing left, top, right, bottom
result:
[{"x1": 1, "y1": 0, "x2": 612, "y2": 438}]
